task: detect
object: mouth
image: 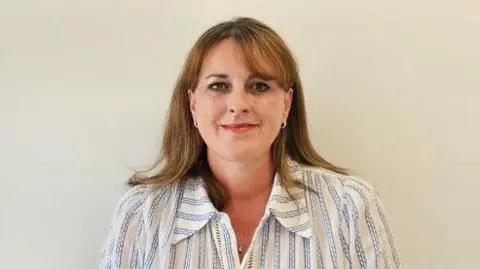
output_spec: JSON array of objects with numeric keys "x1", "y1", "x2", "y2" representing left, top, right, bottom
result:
[{"x1": 220, "y1": 123, "x2": 258, "y2": 133}]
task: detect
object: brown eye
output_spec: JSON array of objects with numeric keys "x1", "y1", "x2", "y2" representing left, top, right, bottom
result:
[
  {"x1": 208, "y1": 82, "x2": 229, "y2": 91},
  {"x1": 251, "y1": 81, "x2": 270, "y2": 92}
]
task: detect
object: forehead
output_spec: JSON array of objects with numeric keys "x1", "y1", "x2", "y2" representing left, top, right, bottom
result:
[{"x1": 200, "y1": 38, "x2": 280, "y2": 80}]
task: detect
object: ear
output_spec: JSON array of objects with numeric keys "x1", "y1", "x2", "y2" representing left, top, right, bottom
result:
[
  {"x1": 283, "y1": 88, "x2": 294, "y2": 120},
  {"x1": 188, "y1": 89, "x2": 196, "y2": 114},
  {"x1": 188, "y1": 89, "x2": 197, "y2": 123}
]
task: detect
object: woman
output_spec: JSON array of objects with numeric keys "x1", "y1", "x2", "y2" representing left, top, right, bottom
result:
[{"x1": 99, "y1": 17, "x2": 401, "y2": 269}]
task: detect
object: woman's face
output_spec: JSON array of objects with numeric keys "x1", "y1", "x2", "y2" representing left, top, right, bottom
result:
[{"x1": 189, "y1": 38, "x2": 293, "y2": 162}]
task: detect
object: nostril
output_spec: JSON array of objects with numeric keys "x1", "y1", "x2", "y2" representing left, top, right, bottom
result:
[{"x1": 229, "y1": 108, "x2": 249, "y2": 113}]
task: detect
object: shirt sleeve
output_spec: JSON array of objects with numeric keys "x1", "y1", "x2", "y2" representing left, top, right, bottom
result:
[
  {"x1": 99, "y1": 187, "x2": 148, "y2": 269},
  {"x1": 343, "y1": 180, "x2": 402, "y2": 269}
]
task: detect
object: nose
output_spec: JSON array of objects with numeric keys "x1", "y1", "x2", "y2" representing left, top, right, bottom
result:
[{"x1": 227, "y1": 89, "x2": 250, "y2": 114}]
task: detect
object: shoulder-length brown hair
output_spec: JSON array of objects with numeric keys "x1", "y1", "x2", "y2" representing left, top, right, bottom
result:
[{"x1": 129, "y1": 17, "x2": 347, "y2": 210}]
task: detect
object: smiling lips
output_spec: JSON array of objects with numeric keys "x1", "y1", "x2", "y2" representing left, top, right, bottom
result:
[{"x1": 220, "y1": 123, "x2": 258, "y2": 133}]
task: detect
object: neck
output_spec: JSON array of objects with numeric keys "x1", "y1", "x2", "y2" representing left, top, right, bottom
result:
[{"x1": 207, "y1": 150, "x2": 274, "y2": 203}]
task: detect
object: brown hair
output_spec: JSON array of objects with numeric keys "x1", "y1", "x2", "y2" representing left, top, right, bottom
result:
[{"x1": 128, "y1": 17, "x2": 347, "y2": 210}]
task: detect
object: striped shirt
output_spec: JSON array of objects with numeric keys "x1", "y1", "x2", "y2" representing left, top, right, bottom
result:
[{"x1": 99, "y1": 162, "x2": 401, "y2": 269}]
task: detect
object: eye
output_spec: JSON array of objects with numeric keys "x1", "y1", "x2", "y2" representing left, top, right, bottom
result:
[
  {"x1": 251, "y1": 81, "x2": 271, "y2": 92},
  {"x1": 207, "y1": 82, "x2": 229, "y2": 91}
]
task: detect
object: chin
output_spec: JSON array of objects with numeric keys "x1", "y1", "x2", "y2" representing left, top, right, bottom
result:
[{"x1": 213, "y1": 147, "x2": 267, "y2": 163}]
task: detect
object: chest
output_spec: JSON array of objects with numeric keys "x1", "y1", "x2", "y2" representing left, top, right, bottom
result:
[
  {"x1": 224, "y1": 206, "x2": 265, "y2": 249},
  {"x1": 156, "y1": 215, "x2": 346, "y2": 269}
]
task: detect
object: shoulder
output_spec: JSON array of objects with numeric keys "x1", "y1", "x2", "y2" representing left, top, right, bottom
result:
[
  {"x1": 111, "y1": 182, "x2": 180, "y2": 230},
  {"x1": 99, "y1": 182, "x2": 181, "y2": 268},
  {"x1": 294, "y1": 163, "x2": 379, "y2": 206},
  {"x1": 293, "y1": 164, "x2": 402, "y2": 267}
]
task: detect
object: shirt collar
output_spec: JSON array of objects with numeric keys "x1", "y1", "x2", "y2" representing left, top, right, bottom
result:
[
  {"x1": 171, "y1": 164, "x2": 312, "y2": 244},
  {"x1": 171, "y1": 178, "x2": 217, "y2": 244},
  {"x1": 267, "y1": 170, "x2": 312, "y2": 238}
]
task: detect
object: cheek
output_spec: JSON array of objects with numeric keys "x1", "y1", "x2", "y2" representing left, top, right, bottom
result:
[
  {"x1": 195, "y1": 95, "x2": 224, "y2": 124},
  {"x1": 260, "y1": 98, "x2": 284, "y2": 124}
]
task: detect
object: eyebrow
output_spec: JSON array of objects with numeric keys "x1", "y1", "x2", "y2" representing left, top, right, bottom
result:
[
  {"x1": 205, "y1": 73, "x2": 228, "y2": 79},
  {"x1": 205, "y1": 73, "x2": 277, "y2": 81}
]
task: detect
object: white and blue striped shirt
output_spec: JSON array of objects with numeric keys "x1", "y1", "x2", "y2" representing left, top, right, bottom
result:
[{"x1": 99, "y1": 163, "x2": 401, "y2": 269}]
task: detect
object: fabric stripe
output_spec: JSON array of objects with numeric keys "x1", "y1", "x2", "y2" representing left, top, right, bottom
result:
[
  {"x1": 323, "y1": 174, "x2": 343, "y2": 220},
  {"x1": 376, "y1": 200, "x2": 402, "y2": 268},
  {"x1": 303, "y1": 237, "x2": 311, "y2": 269},
  {"x1": 289, "y1": 231, "x2": 296, "y2": 269},
  {"x1": 144, "y1": 229, "x2": 158, "y2": 269},
  {"x1": 259, "y1": 216, "x2": 271, "y2": 268},
  {"x1": 221, "y1": 223, "x2": 236, "y2": 269},
  {"x1": 339, "y1": 229, "x2": 352, "y2": 267},
  {"x1": 129, "y1": 219, "x2": 144, "y2": 269},
  {"x1": 198, "y1": 229, "x2": 205, "y2": 269},
  {"x1": 346, "y1": 193, "x2": 367, "y2": 269},
  {"x1": 314, "y1": 173, "x2": 339, "y2": 269},
  {"x1": 148, "y1": 188, "x2": 169, "y2": 227},
  {"x1": 348, "y1": 185, "x2": 381, "y2": 269},
  {"x1": 168, "y1": 244, "x2": 176, "y2": 268},
  {"x1": 273, "y1": 220, "x2": 281, "y2": 268},
  {"x1": 113, "y1": 196, "x2": 147, "y2": 269},
  {"x1": 183, "y1": 236, "x2": 193, "y2": 269}
]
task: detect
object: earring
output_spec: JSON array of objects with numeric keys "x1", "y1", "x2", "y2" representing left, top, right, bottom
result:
[
  {"x1": 281, "y1": 121, "x2": 287, "y2": 129},
  {"x1": 193, "y1": 119, "x2": 198, "y2": 128}
]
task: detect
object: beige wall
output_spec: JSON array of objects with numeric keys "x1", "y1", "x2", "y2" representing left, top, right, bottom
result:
[{"x1": 1, "y1": 0, "x2": 479, "y2": 268}]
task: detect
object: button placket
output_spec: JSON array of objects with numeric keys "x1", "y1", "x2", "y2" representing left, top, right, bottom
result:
[
  {"x1": 211, "y1": 212, "x2": 239, "y2": 269},
  {"x1": 240, "y1": 209, "x2": 272, "y2": 269},
  {"x1": 212, "y1": 219, "x2": 227, "y2": 269}
]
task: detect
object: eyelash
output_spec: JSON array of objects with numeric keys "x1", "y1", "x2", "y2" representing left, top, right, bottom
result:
[
  {"x1": 207, "y1": 82, "x2": 229, "y2": 91},
  {"x1": 207, "y1": 81, "x2": 271, "y2": 93},
  {"x1": 250, "y1": 81, "x2": 270, "y2": 92}
]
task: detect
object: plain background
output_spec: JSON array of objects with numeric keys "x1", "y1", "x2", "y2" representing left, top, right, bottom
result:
[{"x1": 1, "y1": 0, "x2": 479, "y2": 268}]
